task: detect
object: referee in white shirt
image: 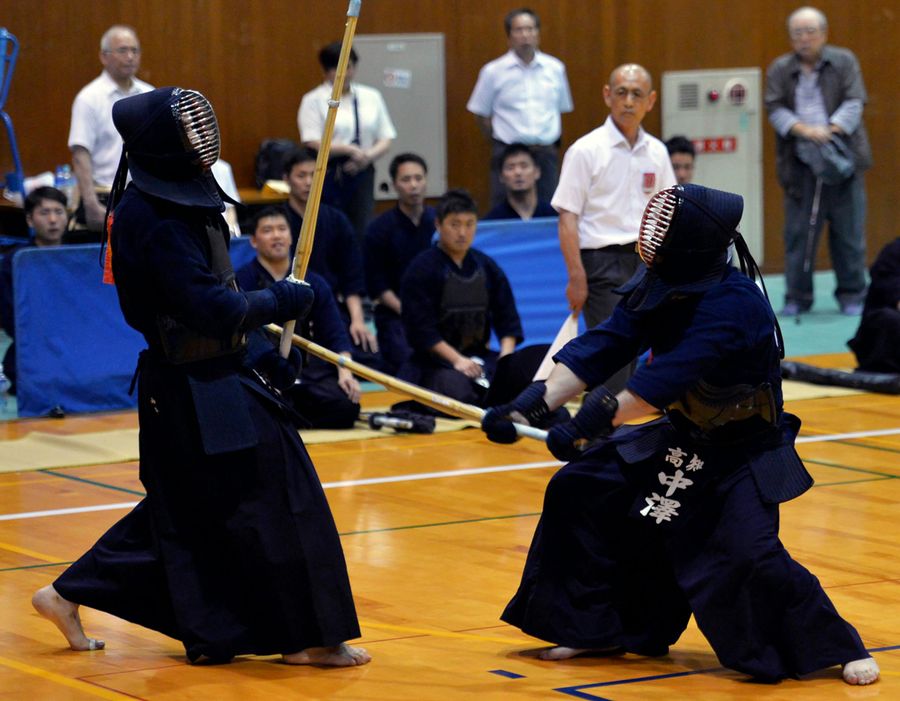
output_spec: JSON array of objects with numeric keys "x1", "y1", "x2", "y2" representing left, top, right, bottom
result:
[
  {"x1": 467, "y1": 8, "x2": 573, "y2": 207},
  {"x1": 552, "y1": 64, "x2": 675, "y2": 393},
  {"x1": 68, "y1": 25, "x2": 153, "y2": 234}
]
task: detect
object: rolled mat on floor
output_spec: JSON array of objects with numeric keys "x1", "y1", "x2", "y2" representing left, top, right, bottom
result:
[{"x1": 781, "y1": 361, "x2": 900, "y2": 395}]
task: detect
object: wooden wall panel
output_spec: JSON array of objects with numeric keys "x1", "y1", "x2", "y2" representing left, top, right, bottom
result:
[{"x1": 1, "y1": 0, "x2": 896, "y2": 272}]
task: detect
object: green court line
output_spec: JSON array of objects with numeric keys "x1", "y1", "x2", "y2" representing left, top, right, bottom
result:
[
  {"x1": 813, "y1": 476, "x2": 894, "y2": 488},
  {"x1": 339, "y1": 511, "x2": 542, "y2": 536},
  {"x1": 0, "y1": 561, "x2": 73, "y2": 573},
  {"x1": 0, "y1": 468, "x2": 893, "y2": 574},
  {"x1": 804, "y1": 458, "x2": 899, "y2": 480},
  {"x1": 41, "y1": 469, "x2": 146, "y2": 497},
  {"x1": 833, "y1": 438, "x2": 900, "y2": 456}
]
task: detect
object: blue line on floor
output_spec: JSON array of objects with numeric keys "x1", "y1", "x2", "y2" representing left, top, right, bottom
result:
[
  {"x1": 489, "y1": 669, "x2": 526, "y2": 679},
  {"x1": 553, "y1": 643, "x2": 898, "y2": 699}
]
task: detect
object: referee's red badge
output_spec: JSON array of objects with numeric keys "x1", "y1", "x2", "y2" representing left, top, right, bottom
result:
[{"x1": 642, "y1": 172, "x2": 656, "y2": 194}]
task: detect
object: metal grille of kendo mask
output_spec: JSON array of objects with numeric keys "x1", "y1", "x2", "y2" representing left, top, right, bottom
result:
[
  {"x1": 637, "y1": 186, "x2": 680, "y2": 266},
  {"x1": 172, "y1": 89, "x2": 220, "y2": 168}
]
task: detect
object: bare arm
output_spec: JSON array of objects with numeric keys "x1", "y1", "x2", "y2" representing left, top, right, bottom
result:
[
  {"x1": 301, "y1": 139, "x2": 365, "y2": 159},
  {"x1": 498, "y1": 335, "x2": 517, "y2": 357},
  {"x1": 378, "y1": 289, "x2": 402, "y2": 315},
  {"x1": 558, "y1": 209, "x2": 587, "y2": 313},
  {"x1": 71, "y1": 146, "x2": 105, "y2": 230},
  {"x1": 336, "y1": 353, "x2": 361, "y2": 402},
  {"x1": 345, "y1": 294, "x2": 378, "y2": 352},
  {"x1": 429, "y1": 340, "x2": 481, "y2": 378},
  {"x1": 538, "y1": 362, "x2": 656, "y2": 426},
  {"x1": 789, "y1": 122, "x2": 832, "y2": 144}
]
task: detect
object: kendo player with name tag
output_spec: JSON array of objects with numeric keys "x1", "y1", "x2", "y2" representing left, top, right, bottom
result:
[
  {"x1": 31, "y1": 87, "x2": 370, "y2": 668},
  {"x1": 482, "y1": 184, "x2": 879, "y2": 685}
]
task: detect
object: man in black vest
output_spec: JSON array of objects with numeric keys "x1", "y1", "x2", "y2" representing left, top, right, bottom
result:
[{"x1": 398, "y1": 189, "x2": 524, "y2": 406}]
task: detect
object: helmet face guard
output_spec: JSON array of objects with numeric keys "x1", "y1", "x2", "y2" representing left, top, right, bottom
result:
[
  {"x1": 172, "y1": 88, "x2": 220, "y2": 169},
  {"x1": 110, "y1": 86, "x2": 226, "y2": 210},
  {"x1": 637, "y1": 187, "x2": 681, "y2": 267},
  {"x1": 621, "y1": 183, "x2": 783, "y2": 355}
]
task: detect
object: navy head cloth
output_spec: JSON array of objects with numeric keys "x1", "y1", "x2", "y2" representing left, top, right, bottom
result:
[
  {"x1": 108, "y1": 87, "x2": 237, "y2": 212},
  {"x1": 618, "y1": 184, "x2": 782, "y2": 357}
]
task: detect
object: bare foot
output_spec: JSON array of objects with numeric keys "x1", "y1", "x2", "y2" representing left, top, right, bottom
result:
[
  {"x1": 31, "y1": 585, "x2": 104, "y2": 651},
  {"x1": 537, "y1": 646, "x2": 619, "y2": 660},
  {"x1": 843, "y1": 657, "x2": 880, "y2": 685},
  {"x1": 283, "y1": 642, "x2": 371, "y2": 667}
]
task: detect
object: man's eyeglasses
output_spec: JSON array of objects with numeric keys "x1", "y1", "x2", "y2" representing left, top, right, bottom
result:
[
  {"x1": 104, "y1": 47, "x2": 141, "y2": 56},
  {"x1": 789, "y1": 26, "x2": 822, "y2": 38}
]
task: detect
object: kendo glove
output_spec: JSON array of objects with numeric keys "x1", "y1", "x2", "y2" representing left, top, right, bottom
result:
[
  {"x1": 482, "y1": 381, "x2": 552, "y2": 444},
  {"x1": 546, "y1": 386, "x2": 618, "y2": 462},
  {"x1": 270, "y1": 275, "x2": 315, "y2": 323},
  {"x1": 255, "y1": 346, "x2": 303, "y2": 391}
]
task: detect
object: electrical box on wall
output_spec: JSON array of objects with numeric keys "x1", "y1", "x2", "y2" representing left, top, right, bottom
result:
[
  {"x1": 662, "y1": 68, "x2": 763, "y2": 263},
  {"x1": 352, "y1": 33, "x2": 447, "y2": 201}
]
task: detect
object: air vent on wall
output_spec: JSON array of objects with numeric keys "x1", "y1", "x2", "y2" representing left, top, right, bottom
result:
[{"x1": 678, "y1": 83, "x2": 699, "y2": 110}]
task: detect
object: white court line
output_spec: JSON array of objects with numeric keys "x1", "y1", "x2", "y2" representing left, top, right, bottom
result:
[
  {"x1": 795, "y1": 427, "x2": 900, "y2": 443},
  {"x1": 0, "y1": 462, "x2": 561, "y2": 522},
  {"x1": 1, "y1": 426, "x2": 898, "y2": 523},
  {"x1": 0, "y1": 502, "x2": 140, "y2": 522}
]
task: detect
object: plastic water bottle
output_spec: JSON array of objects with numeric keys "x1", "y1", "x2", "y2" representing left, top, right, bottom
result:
[
  {"x1": 0, "y1": 363, "x2": 12, "y2": 396},
  {"x1": 54, "y1": 164, "x2": 76, "y2": 209}
]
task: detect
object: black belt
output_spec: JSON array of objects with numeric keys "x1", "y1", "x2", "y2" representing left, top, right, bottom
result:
[{"x1": 582, "y1": 244, "x2": 636, "y2": 253}]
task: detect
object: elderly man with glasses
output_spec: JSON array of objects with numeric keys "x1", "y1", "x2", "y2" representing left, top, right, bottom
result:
[
  {"x1": 765, "y1": 6, "x2": 872, "y2": 317},
  {"x1": 68, "y1": 25, "x2": 154, "y2": 234}
]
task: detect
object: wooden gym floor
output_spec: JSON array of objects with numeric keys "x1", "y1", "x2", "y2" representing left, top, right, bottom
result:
[{"x1": 0, "y1": 354, "x2": 898, "y2": 700}]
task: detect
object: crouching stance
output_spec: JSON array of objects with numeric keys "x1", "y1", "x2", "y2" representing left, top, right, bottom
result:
[
  {"x1": 483, "y1": 184, "x2": 878, "y2": 685},
  {"x1": 32, "y1": 87, "x2": 369, "y2": 667}
]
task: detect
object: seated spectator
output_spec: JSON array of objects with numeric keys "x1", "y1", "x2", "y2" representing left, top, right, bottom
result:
[
  {"x1": 848, "y1": 237, "x2": 900, "y2": 373},
  {"x1": 666, "y1": 135, "x2": 696, "y2": 186},
  {"x1": 0, "y1": 187, "x2": 68, "y2": 394},
  {"x1": 236, "y1": 207, "x2": 361, "y2": 428},
  {"x1": 483, "y1": 144, "x2": 557, "y2": 221},
  {"x1": 399, "y1": 189, "x2": 546, "y2": 409},
  {"x1": 364, "y1": 153, "x2": 436, "y2": 373},
  {"x1": 281, "y1": 147, "x2": 379, "y2": 366}
]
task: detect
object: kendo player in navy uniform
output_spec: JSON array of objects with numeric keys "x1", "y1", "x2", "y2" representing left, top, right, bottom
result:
[
  {"x1": 398, "y1": 188, "x2": 526, "y2": 409},
  {"x1": 237, "y1": 206, "x2": 361, "y2": 428},
  {"x1": 483, "y1": 184, "x2": 879, "y2": 685},
  {"x1": 31, "y1": 87, "x2": 370, "y2": 668}
]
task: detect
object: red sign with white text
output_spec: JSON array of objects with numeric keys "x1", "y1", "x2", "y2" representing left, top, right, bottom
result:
[{"x1": 692, "y1": 136, "x2": 738, "y2": 154}]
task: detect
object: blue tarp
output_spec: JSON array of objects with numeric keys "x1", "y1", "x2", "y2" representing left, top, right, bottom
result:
[
  {"x1": 14, "y1": 245, "x2": 145, "y2": 417},
  {"x1": 12, "y1": 218, "x2": 574, "y2": 416}
]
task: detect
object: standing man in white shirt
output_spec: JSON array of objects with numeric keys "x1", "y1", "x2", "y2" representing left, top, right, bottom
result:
[
  {"x1": 467, "y1": 8, "x2": 574, "y2": 207},
  {"x1": 552, "y1": 63, "x2": 675, "y2": 392},
  {"x1": 69, "y1": 25, "x2": 153, "y2": 234},
  {"x1": 298, "y1": 42, "x2": 397, "y2": 245}
]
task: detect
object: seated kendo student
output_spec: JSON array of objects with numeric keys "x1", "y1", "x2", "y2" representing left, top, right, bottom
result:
[
  {"x1": 848, "y1": 237, "x2": 900, "y2": 373},
  {"x1": 398, "y1": 188, "x2": 564, "y2": 414},
  {"x1": 0, "y1": 186, "x2": 68, "y2": 395},
  {"x1": 281, "y1": 146, "x2": 380, "y2": 368},
  {"x1": 482, "y1": 143, "x2": 557, "y2": 221},
  {"x1": 364, "y1": 152, "x2": 437, "y2": 374},
  {"x1": 236, "y1": 207, "x2": 361, "y2": 428}
]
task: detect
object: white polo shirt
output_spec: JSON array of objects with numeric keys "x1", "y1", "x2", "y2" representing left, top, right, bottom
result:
[
  {"x1": 467, "y1": 50, "x2": 574, "y2": 145},
  {"x1": 68, "y1": 71, "x2": 154, "y2": 187},
  {"x1": 298, "y1": 82, "x2": 397, "y2": 149},
  {"x1": 551, "y1": 116, "x2": 676, "y2": 249}
]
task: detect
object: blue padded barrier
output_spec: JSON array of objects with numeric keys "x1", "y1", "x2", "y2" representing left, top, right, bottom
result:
[
  {"x1": 14, "y1": 245, "x2": 144, "y2": 417},
  {"x1": 474, "y1": 216, "x2": 581, "y2": 346},
  {"x1": 12, "y1": 220, "x2": 575, "y2": 416}
]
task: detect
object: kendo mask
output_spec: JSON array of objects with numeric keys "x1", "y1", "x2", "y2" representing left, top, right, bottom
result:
[
  {"x1": 110, "y1": 86, "x2": 232, "y2": 210},
  {"x1": 618, "y1": 184, "x2": 758, "y2": 311}
]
